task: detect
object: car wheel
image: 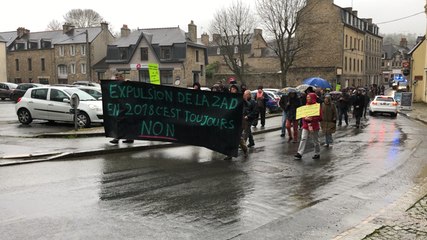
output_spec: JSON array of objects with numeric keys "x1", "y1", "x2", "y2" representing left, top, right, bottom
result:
[
  {"x1": 369, "y1": 110, "x2": 374, "y2": 116},
  {"x1": 1, "y1": 97, "x2": 5, "y2": 100},
  {"x1": 17, "y1": 108, "x2": 33, "y2": 125},
  {"x1": 76, "y1": 111, "x2": 91, "y2": 128}
]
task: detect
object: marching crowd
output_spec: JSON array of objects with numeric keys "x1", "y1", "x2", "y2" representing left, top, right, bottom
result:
[{"x1": 211, "y1": 80, "x2": 384, "y2": 161}]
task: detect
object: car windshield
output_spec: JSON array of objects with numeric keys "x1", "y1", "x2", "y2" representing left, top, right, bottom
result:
[{"x1": 64, "y1": 88, "x2": 97, "y2": 101}]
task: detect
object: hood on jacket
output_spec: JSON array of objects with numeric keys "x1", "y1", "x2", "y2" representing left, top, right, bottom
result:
[{"x1": 306, "y1": 92, "x2": 318, "y2": 105}]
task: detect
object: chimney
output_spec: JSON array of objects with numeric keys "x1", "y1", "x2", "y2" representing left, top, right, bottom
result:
[
  {"x1": 121, "y1": 24, "x2": 131, "y2": 38},
  {"x1": 188, "y1": 20, "x2": 197, "y2": 42},
  {"x1": 101, "y1": 22, "x2": 109, "y2": 31},
  {"x1": 201, "y1": 33, "x2": 209, "y2": 46},
  {"x1": 63, "y1": 23, "x2": 75, "y2": 34},
  {"x1": 17, "y1": 27, "x2": 30, "y2": 38},
  {"x1": 352, "y1": 11, "x2": 358, "y2": 16},
  {"x1": 213, "y1": 34, "x2": 221, "y2": 44},
  {"x1": 400, "y1": 38, "x2": 408, "y2": 48}
]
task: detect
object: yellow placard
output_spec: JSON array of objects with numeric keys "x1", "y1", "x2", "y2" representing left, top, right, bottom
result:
[
  {"x1": 336, "y1": 83, "x2": 341, "y2": 91},
  {"x1": 296, "y1": 103, "x2": 320, "y2": 119},
  {"x1": 148, "y1": 63, "x2": 160, "y2": 85}
]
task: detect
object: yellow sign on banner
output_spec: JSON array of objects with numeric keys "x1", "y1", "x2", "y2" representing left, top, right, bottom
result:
[
  {"x1": 336, "y1": 83, "x2": 341, "y2": 91},
  {"x1": 148, "y1": 63, "x2": 160, "y2": 85},
  {"x1": 296, "y1": 103, "x2": 320, "y2": 120}
]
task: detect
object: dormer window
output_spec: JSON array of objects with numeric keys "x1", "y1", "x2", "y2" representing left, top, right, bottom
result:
[
  {"x1": 41, "y1": 40, "x2": 51, "y2": 49},
  {"x1": 15, "y1": 42, "x2": 25, "y2": 50},
  {"x1": 29, "y1": 41, "x2": 38, "y2": 49},
  {"x1": 119, "y1": 48, "x2": 128, "y2": 60},
  {"x1": 161, "y1": 47, "x2": 171, "y2": 59}
]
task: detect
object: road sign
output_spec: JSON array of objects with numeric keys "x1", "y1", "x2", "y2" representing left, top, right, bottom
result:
[{"x1": 402, "y1": 61, "x2": 409, "y2": 68}]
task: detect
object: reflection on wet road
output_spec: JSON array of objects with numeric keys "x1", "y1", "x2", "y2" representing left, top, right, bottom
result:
[{"x1": 1, "y1": 115, "x2": 427, "y2": 239}]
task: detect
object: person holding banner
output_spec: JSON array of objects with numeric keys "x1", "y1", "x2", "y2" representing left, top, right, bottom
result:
[
  {"x1": 294, "y1": 92, "x2": 322, "y2": 160},
  {"x1": 285, "y1": 91, "x2": 301, "y2": 143},
  {"x1": 109, "y1": 72, "x2": 134, "y2": 145}
]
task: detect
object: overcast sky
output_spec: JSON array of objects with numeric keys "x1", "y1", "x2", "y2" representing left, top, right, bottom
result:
[{"x1": 1, "y1": 0, "x2": 425, "y2": 36}]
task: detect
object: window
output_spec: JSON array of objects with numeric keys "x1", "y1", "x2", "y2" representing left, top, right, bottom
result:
[
  {"x1": 344, "y1": 57, "x2": 347, "y2": 71},
  {"x1": 58, "y1": 65, "x2": 67, "y2": 75},
  {"x1": 349, "y1": 58, "x2": 352, "y2": 71},
  {"x1": 29, "y1": 41, "x2": 38, "y2": 49},
  {"x1": 140, "y1": 47, "x2": 148, "y2": 61},
  {"x1": 28, "y1": 58, "x2": 32, "y2": 71},
  {"x1": 41, "y1": 58, "x2": 45, "y2": 71},
  {"x1": 81, "y1": 45, "x2": 86, "y2": 56},
  {"x1": 161, "y1": 48, "x2": 171, "y2": 59},
  {"x1": 59, "y1": 46, "x2": 64, "y2": 56},
  {"x1": 41, "y1": 40, "x2": 51, "y2": 49},
  {"x1": 16, "y1": 42, "x2": 25, "y2": 50},
  {"x1": 50, "y1": 89, "x2": 69, "y2": 102},
  {"x1": 196, "y1": 50, "x2": 199, "y2": 62},
  {"x1": 31, "y1": 88, "x2": 48, "y2": 100},
  {"x1": 345, "y1": 35, "x2": 348, "y2": 48},
  {"x1": 200, "y1": 65, "x2": 204, "y2": 76},
  {"x1": 15, "y1": 59, "x2": 19, "y2": 71},
  {"x1": 160, "y1": 70, "x2": 173, "y2": 85},
  {"x1": 234, "y1": 46, "x2": 238, "y2": 54},
  {"x1": 119, "y1": 48, "x2": 128, "y2": 60},
  {"x1": 139, "y1": 70, "x2": 150, "y2": 83},
  {"x1": 70, "y1": 63, "x2": 76, "y2": 74},
  {"x1": 70, "y1": 45, "x2": 75, "y2": 56},
  {"x1": 350, "y1": 37, "x2": 352, "y2": 49},
  {"x1": 81, "y1": 63, "x2": 86, "y2": 74}
]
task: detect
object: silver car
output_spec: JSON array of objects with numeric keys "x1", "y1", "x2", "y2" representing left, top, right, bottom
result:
[
  {"x1": 15, "y1": 86, "x2": 103, "y2": 127},
  {"x1": 0, "y1": 82, "x2": 18, "y2": 100}
]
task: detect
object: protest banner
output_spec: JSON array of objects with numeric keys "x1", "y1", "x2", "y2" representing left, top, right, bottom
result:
[
  {"x1": 101, "y1": 80, "x2": 243, "y2": 157},
  {"x1": 296, "y1": 103, "x2": 320, "y2": 119}
]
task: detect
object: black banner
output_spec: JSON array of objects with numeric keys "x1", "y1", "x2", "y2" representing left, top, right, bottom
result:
[{"x1": 101, "y1": 80, "x2": 243, "y2": 157}]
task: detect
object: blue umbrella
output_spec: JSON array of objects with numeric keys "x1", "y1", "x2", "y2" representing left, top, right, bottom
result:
[{"x1": 303, "y1": 77, "x2": 332, "y2": 89}]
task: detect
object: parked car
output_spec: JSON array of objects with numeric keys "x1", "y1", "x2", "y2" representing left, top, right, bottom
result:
[
  {"x1": 369, "y1": 95, "x2": 398, "y2": 117},
  {"x1": 0, "y1": 82, "x2": 18, "y2": 100},
  {"x1": 10, "y1": 83, "x2": 44, "y2": 102},
  {"x1": 72, "y1": 81, "x2": 101, "y2": 88},
  {"x1": 76, "y1": 86, "x2": 102, "y2": 100},
  {"x1": 15, "y1": 86, "x2": 103, "y2": 128},
  {"x1": 251, "y1": 90, "x2": 281, "y2": 113}
]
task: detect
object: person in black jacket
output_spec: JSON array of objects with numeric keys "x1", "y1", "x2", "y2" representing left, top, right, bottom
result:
[
  {"x1": 243, "y1": 89, "x2": 258, "y2": 148},
  {"x1": 352, "y1": 89, "x2": 365, "y2": 128}
]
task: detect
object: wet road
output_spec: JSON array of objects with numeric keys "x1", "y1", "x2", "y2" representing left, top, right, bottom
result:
[{"x1": 1, "y1": 115, "x2": 427, "y2": 239}]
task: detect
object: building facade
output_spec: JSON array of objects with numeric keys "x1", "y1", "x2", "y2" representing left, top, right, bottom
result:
[
  {"x1": 294, "y1": 0, "x2": 382, "y2": 89},
  {"x1": 0, "y1": 36, "x2": 7, "y2": 82},
  {"x1": 381, "y1": 38, "x2": 411, "y2": 86},
  {"x1": 0, "y1": 23, "x2": 114, "y2": 84},
  {"x1": 104, "y1": 21, "x2": 207, "y2": 88}
]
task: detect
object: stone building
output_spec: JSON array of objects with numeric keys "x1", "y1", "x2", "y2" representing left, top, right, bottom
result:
[
  {"x1": 0, "y1": 23, "x2": 114, "y2": 84},
  {"x1": 293, "y1": 0, "x2": 382, "y2": 89},
  {"x1": 382, "y1": 38, "x2": 412, "y2": 85},
  {"x1": 202, "y1": 29, "x2": 280, "y2": 88},
  {"x1": 103, "y1": 21, "x2": 207, "y2": 87}
]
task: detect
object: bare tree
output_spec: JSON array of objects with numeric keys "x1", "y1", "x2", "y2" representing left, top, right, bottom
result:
[
  {"x1": 209, "y1": 0, "x2": 256, "y2": 83},
  {"x1": 46, "y1": 20, "x2": 62, "y2": 31},
  {"x1": 256, "y1": 0, "x2": 307, "y2": 87},
  {"x1": 63, "y1": 9, "x2": 104, "y2": 28}
]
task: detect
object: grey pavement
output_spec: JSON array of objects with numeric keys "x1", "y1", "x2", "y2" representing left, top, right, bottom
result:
[{"x1": 1, "y1": 102, "x2": 427, "y2": 239}]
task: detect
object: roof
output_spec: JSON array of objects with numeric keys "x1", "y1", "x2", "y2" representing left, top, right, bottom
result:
[
  {"x1": 0, "y1": 27, "x2": 103, "y2": 48},
  {"x1": 111, "y1": 27, "x2": 188, "y2": 47}
]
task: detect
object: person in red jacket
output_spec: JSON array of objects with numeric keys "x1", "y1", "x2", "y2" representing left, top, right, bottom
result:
[{"x1": 294, "y1": 92, "x2": 322, "y2": 160}]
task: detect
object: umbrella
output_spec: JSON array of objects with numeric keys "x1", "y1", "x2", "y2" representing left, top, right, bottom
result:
[
  {"x1": 329, "y1": 91, "x2": 342, "y2": 95},
  {"x1": 303, "y1": 77, "x2": 332, "y2": 89},
  {"x1": 279, "y1": 87, "x2": 298, "y2": 94},
  {"x1": 296, "y1": 84, "x2": 316, "y2": 93}
]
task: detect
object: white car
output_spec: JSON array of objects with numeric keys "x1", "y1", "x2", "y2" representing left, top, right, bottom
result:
[
  {"x1": 369, "y1": 95, "x2": 398, "y2": 117},
  {"x1": 15, "y1": 86, "x2": 103, "y2": 127}
]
